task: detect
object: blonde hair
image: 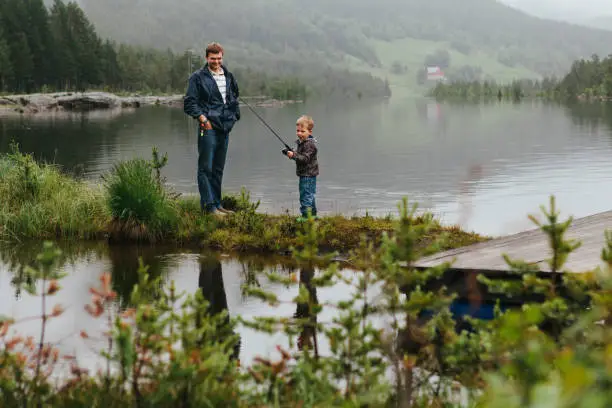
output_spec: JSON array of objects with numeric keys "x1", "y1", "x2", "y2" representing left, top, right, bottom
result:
[{"x1": 296, "y1": 115, "x2": 314, "y2": 131}]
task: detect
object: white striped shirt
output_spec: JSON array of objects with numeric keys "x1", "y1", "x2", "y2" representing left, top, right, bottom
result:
[{"x1": 210, "y1": 70, "x2": 227, "y2": 104}]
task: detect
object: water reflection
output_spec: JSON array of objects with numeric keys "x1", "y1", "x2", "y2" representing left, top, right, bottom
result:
[
  {"x1": 107, "y1": 244, "x2": 179, "y2": 308},
  {"x1": 565, "y1": 101, "x2": 612, "y2": 134},
  {"x1": 198, "y1": 253, "x2": 241, "y2": 360},
  {"x1": 0, "y1": 241, "x2": 108, "y2": 300},
  {"x1": 0, "y1": 106, "x2": 192, "y2": 178},
  {"x1": 294, "y1": 266, "x2": 319, "y2": 354},
  {"x1": 0, "y1": 239, "x2": 526, "y2": 372},
  {"x1": 0, "y1": 109, "x2": 133, "y2": 176}
]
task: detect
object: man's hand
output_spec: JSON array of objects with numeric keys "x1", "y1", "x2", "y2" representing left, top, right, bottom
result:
[{"x1": 199, "y1": 115, "x2": 212, "y2": 130}]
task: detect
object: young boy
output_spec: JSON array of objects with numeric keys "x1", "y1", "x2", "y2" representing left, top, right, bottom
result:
[{"x1": 283, "y1": 115, "x2": 319, "y2": 219}]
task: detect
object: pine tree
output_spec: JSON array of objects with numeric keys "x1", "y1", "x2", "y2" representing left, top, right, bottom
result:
[
  {"x1": 23, "y1": 0, "x2": 55, "y2": 89},
  {"x1": 0, "y1": 24, "x2": 13, "y2": 91},
  {"x1": 49, "y1": 0, "x2": 77, "y2": 90},
  {"x1": 65, "y1": 2, "x2": 103, "y2": 89},
  {"x1": 0, "y1": 0, "x2": 34, "y2": 92}
]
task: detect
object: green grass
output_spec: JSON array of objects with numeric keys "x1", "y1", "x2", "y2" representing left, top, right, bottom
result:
[
  {"x1": 103, "y1": 158, "x2": 180, "y2": 242},
  {"x1": 0, "y1": 149, "x2": 487, "y2": 254},
  {"x1": 0, "y1": 146, "x2": 109, "y2": 242}
]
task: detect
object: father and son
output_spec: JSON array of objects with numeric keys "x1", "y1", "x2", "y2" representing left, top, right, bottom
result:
[{"x1": 183, "y1": 42, "x2": 319, "y2": 220}]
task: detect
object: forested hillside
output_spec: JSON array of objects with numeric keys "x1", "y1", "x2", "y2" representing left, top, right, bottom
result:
[
  {"x1": 77, "y1": 0, "x2": 612, "y2": 87},
  {"x1": 0, "y1": 0, "x2": 390, "y2": 98},
  {"x1": 4, "y1": 0, "x2": 612, "y2": 96}
]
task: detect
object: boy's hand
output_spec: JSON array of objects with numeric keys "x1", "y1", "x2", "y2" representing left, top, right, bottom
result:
[
  {"x1": 287, "y1": 151, "x2": 294, "y2": 158},
  {"x1": 281, "y1": 148, "x2": 293, "y2": 157}
]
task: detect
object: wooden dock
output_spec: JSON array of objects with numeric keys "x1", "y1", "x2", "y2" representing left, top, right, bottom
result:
[{"x1": 416, "y1": 210, "x2": 612, "y2": 274}]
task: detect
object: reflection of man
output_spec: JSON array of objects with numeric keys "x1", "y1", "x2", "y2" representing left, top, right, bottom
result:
[
  {"x1": 294, "y1": 266, "x2": 318, "y2": 353},
  {"x1": 198, "y1": 254, "x2": 240, "y2": 360}
]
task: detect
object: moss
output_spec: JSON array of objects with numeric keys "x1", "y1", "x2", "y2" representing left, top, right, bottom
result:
[{"x1": 172, "y1": 199, "x2": 487, "y2": 256}]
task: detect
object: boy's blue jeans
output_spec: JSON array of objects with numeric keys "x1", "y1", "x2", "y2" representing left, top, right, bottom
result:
[
  {"x1": 198, "y1": 129, "x2": 229, "y2": 212},
  {"x1": 299, "y1": 176, "x2": 317, "y2": 217}
]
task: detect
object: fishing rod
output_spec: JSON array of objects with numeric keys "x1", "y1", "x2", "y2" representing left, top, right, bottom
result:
[{"x1": 238, "y1": 97, "x2": 293, "y2": 152}]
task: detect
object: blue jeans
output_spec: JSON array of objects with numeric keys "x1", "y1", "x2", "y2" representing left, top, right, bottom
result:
[
  {"x1": 299, "y1": 176, "x2": 317, "y2": 217},
  {"x1": 197, "y1": 128, "x2": 229, "y2": 212}
]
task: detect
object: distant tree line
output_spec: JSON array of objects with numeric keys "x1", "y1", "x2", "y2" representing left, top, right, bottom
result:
[
  {"x1": 429, "y1": 78, "x2": 559, "y2": 102},
  {"x1": 427, "y1": 54, "x2": 612, "y2": 103},
  {"x1": 0, "y1": 0, "x2": 390, "y2": 99},
  {"x1": 557, "y1": 54, "x2": 612, "y2": 101}
]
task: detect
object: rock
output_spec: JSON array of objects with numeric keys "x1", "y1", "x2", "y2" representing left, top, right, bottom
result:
[
  {"x1": 0, "y1": 92, "x2": 185, "y2": 115},
  {"x1": 0, "y1": 92, "x2": 296, "y2": 115},
  {"x1": 56, "y1": 92, "x2": 120, "y2": 111}
]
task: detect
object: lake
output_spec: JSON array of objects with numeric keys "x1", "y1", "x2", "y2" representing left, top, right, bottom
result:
[
  {"x1": 2, "y1": 96, "x2": 612, "y2": 368},
  {"x1": 3, "y1": 97, "x2": 612, "y2": 236},
  {"x1": 0, "y1": 242, "x2": 393, "y2": 370}
]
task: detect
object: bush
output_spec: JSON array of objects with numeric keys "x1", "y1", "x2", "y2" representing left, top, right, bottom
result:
[{"x1": 103, "y1": 157, "x2": 179, "y2": 242}]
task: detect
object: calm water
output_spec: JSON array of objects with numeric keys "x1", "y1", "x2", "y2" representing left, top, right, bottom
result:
[
  {"x1": 2, "y1": 97, "x2": 612, "y2": 369},
  {"x1": 0, "y1": 243, "x2": 390, "y2": 369},
  {"x1": 3, "y1": 97, "x2": 612, "y2": 236}
]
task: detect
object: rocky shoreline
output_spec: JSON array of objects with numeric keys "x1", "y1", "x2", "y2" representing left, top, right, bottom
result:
[
  {"x1": 0, "y1": 92, "x2": 183, "y2": 114},
  {"x1": 0, "y1": 92, "x2": 302, "y2": 115}
]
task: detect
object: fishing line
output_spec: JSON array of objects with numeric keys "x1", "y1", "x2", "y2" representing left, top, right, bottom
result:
[{"x1": 238, "y1": 97, "x2": 293, "y2": 150}]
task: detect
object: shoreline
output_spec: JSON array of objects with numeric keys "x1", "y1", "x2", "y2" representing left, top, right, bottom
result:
[
  {"x1": 7, "y1": 199, "x2": 488, "y2": 259},
  {"x1": 0, "y1": 91, "x2": 303, "y2": 115}
]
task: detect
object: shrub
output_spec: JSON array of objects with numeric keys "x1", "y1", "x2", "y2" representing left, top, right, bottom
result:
[{"x1": 103, "y1": 157, "x2": 179, "y2": 242}]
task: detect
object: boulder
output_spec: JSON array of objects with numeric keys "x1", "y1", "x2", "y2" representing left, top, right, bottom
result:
[{"x1": 0, "y1": 92, "x2": 185, "y2": 114}]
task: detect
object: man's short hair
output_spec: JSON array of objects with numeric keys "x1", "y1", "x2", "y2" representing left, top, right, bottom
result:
[
  {"x1": 206, "y1": 42, "x2": 224, "y2": 57},
  {"x1": 296, "y1": 115, "x2": 314, "y2": 131}
]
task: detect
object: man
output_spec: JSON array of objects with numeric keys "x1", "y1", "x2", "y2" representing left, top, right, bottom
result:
[{"x1": 184, "y1": 42, "x2": 241, "y2": 216}]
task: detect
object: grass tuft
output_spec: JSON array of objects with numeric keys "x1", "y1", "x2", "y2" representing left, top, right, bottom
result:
[
  {"x1": 103, "y1": 158, "x2": 179, "y2": 242},
  {"x1": 0, "y1": 145, "x2": 108, "y2": 241}
]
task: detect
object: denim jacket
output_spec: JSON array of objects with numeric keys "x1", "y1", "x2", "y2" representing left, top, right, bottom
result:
[{"x1": 183, "y1": 64, "x2": 241, "y2": 133}]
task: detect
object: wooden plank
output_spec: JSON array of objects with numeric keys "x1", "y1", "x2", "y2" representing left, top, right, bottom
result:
[{"x1": 416, "y1": 210, "x2": 612, "y2": 274}]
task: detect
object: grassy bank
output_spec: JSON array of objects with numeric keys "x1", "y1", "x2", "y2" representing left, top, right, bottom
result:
[{"x1": 0, "y1": 145, "x2": 486, "y2": 255}]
